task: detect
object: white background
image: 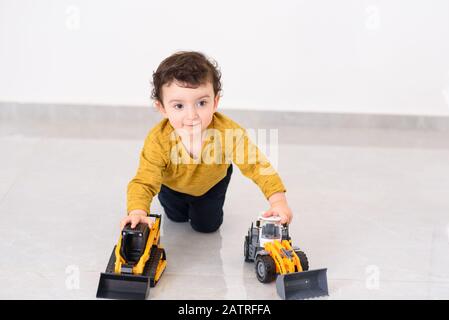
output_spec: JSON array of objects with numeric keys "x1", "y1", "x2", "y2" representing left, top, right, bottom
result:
[{"x1": 1, "y1": 0, "x2": 449, "y2": 115}]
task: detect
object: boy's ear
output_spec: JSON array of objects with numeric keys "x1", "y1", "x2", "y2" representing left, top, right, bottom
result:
[
  {"x1": 154, "y1": 100, "x2": 168, "y2": 118},
  {"x1": 213, "y1": 94, "x2": 220, "y2": 112}
]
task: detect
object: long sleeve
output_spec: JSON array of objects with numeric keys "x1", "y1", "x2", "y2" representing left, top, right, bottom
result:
[
  {"x1": 126, "y1": 133, "x2": 168, "y2": 213},
  {"x1": 230, "y1": 128, "x2": 286, "y2": 199}
]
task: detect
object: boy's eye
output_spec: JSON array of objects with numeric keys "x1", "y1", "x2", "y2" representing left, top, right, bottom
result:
[{"x1": 173, "y1": 101, "x2": 207, "y2": 110}]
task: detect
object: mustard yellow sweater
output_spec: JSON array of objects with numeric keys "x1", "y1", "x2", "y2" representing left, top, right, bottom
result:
[{"x1": 127, "y1": 112, "x2": 286, "y2": 213}]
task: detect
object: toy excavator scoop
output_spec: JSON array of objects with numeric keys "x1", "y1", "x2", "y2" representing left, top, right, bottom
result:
[
  {"x1": 96, "y1": 214, "x2": 167, "y2": 300},
  {"x1": 245, "y1": 216, "x2": 328, "y2": 300},
  {"x1": 276, "y1": 268, "x2": 328, "y2": 300}
]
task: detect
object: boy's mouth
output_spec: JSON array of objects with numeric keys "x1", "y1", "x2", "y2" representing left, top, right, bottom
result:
[{"x1": 184, "y1": 122, "x2": 201, "y2": 127}]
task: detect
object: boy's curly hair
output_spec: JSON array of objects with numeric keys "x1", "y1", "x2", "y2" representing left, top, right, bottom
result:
[{"x1": 151, "y1": 51, "x2": 222, "y2": 104}]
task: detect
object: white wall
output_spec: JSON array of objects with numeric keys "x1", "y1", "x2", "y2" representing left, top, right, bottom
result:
[{"x1": 1, "y1": 0, "x2": 449, "y2": 116}]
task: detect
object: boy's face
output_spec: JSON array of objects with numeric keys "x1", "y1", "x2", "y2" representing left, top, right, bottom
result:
[{"x1": 155, "y1": 80, "x2": 219, "y2": 135}]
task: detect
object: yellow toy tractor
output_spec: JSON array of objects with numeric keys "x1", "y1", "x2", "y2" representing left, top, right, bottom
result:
[
  {"x1": 244, "y1": 216, "x2": 328, "y2": 299},
  {"x1": 96, "y1": 213, "x2": 167, "y2": 299}
]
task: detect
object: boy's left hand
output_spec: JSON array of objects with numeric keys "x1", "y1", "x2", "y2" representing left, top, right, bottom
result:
[{"x1": 263, "y1": 200, "x2": 293, "y2": 224}]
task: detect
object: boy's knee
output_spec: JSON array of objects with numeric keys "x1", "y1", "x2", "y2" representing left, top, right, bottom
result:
[
  {"x1": 190, "y1": 220, "x2": 222, "y2": 233},
  {"x1": 163, "y1": 209, "x2": 189, "y2": 223}
]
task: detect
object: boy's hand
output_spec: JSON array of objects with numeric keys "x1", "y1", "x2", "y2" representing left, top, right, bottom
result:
[
  {"x1": 120, "y1": 209, "x2": 155, "y2": 231},
  {"x1": 265, "y1": 192, "x2": 293, "y2": 224},
  {"x1": 263, "y1": 200, "x2": 293, "y2": 224}
]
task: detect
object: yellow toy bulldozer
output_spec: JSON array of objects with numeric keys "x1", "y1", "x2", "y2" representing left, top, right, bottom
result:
[
  {"x1": 244, "y1": 216, "x2": 328, "y2": 299},
  {"x1": 96, "y1": 213, "x2": 167, "y2": 299}
]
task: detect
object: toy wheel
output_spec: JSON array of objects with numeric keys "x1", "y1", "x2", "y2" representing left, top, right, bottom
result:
[
  {"x1": 255, "y1": 255, "x2": 276, "y2": 283},
  {"x1": 244, "y1": 236, "x2": 251, "y2": 262},
  {"x1": 295, "y1": 250, "x2": 309, "y2": 271}
]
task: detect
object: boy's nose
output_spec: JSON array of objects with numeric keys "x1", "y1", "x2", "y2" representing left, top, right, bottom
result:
[{"x1": 186, "y1": 105, "x2": 199, "y2": 120}]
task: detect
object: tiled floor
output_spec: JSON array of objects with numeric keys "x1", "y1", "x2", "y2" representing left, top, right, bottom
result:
[{"x1": 1, "y1": 122, "x2": 449, "y2": 299}]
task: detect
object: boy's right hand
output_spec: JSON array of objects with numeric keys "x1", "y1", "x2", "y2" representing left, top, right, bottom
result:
[{"x1": 120, "y1": 209, "x2": 155, "y2": 231}]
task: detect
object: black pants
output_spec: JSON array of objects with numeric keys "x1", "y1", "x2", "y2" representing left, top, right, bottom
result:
[{"x1": 158, "y1": 165, "x2": 233, "y2": 233}]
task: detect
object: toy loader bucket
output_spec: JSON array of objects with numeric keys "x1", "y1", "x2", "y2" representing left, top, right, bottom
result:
[
  {"x1": 276, "y1": 268, "x2": 328, "y2": 300},
  {"x1": 96, "y1": 272, "x2": 150, "y2": 300}
]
